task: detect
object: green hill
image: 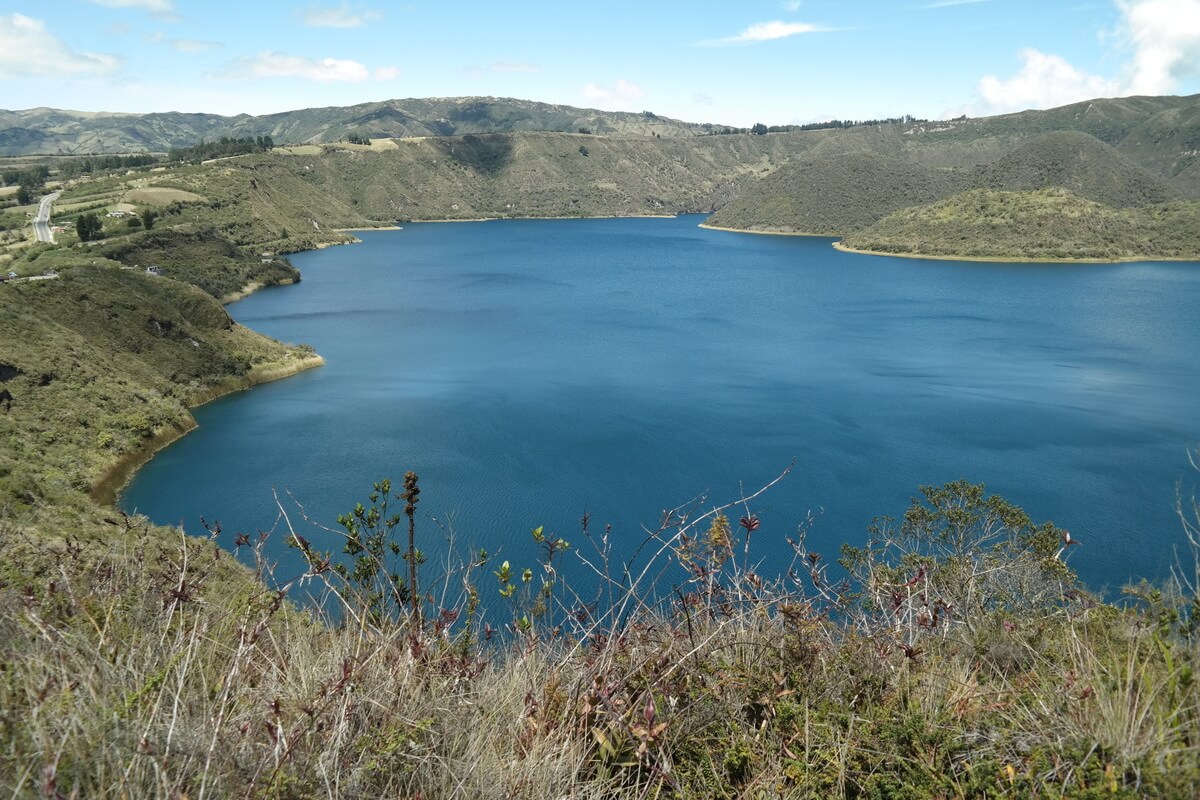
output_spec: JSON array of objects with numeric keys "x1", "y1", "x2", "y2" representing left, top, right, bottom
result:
[
  {"x1": 979, "y1": 130, "x2": 1179, "y2": 206},
  {"x1": 703, "y1": 151, "x2": 970, "y2": 234},
  {"x1": 99, "y1": 228, "x2": 300, "y2": 301},
  {"x1": 0, "y1": 262, "x2": 319, "y2": 507},
  {"x1": 840, "y1": 188, "x2": 1200, "y2": 261}
]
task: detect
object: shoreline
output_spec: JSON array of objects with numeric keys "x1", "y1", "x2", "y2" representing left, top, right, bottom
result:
[
  {"x1": 90, "y1": 354, "x2": 325, "y2": 508},
  {"x1": 698, "y1": 223, "x2": 841, "y2": 238},
  {"x1": 408, "y1": 212, "x2": 682, "y2": 224},
  {"x1": 831, "y1": 240, "x2": 1200, "y2": 264}
]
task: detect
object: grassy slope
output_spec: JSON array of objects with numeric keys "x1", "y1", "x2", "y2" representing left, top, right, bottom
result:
[
  {"x1": 704, "y1": 151, "x2": 971, "y2": 234},
  {"x1": 0, "y1": 262, "x2": 318, "y2": 509},
  {"x1": 99, "y1": 228, "x2": 301, "y2": 300},
  {"x1": 978, "y1": 130, "x2": 1180, "y2": 206},
  {"x1": 842, "y1": 187, "x2": 1200, "y2": 260},
  {"x1": 709, "y1": 128, "x2": 1199, "y2": 259},
  {"x1": 239, "y1": 131, "x2": 814, "y2": 222}
]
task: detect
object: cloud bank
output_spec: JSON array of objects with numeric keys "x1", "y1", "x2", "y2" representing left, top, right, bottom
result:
[
  {"x1": 581, "y1": 79, "x2": 646, "y2": 109},
  {"x1": 0, "y1": 13, "x2": 121, "y2": 79},
  {"x1": 972, "y1": 0, "x2": 1200, "y2": 114}
]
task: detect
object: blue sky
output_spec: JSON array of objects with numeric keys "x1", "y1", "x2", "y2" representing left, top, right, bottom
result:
[{"x1": 1, "y1": 1, "x2": 1198, "y2": 125}]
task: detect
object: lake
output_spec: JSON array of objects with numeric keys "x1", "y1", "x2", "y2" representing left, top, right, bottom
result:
[{"x1": 121, "y1": 215, "x2": 1200, "y2": 593}]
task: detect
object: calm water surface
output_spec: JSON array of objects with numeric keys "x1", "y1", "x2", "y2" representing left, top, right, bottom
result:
[{"x1": 122, "y1": 216, "x2": 1200, "y2": 591}]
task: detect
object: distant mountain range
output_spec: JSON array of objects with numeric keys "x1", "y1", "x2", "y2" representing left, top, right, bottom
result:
[{"x1": 0, "y1": 97, "x2": 722, "y2": 156}]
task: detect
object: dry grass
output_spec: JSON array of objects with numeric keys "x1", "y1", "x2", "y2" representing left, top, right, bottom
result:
[
  {"x1": 2, "y1": 472, "x2": 1198, "y2": 798},
  {"x1": 125, "y1": 187, "x2": 207, "y2": 206}
]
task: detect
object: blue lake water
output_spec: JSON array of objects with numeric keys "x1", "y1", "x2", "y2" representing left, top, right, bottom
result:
[{"x1": 122, "y1": 215, "x2": 1200, "y2": 593}]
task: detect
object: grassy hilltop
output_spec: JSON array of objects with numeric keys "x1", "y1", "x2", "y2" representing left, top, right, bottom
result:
[{"x1": 1, "y1": 95, "x2": 1199, "y2": 796}]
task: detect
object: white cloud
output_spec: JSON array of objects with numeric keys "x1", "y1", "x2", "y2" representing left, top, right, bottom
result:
[
  {"x1": 581, "y1": 79, "x2": 646, "y2": 109},
  {"x1": 225, "y1": 52, "x2": 373, "y2": 82},
  {"x1": 301, "y1": 3, "x2": 382, "y2": 28},
  {"x1": 976, "y1": 48, "x2": 1119, "y2": 113},
  {"x1": 693, "y1": 92, "x2": 714, "y2": 106},
  {"x1": 702, "y1": 20, "x2": 830, "y2": 46},
  {"x1": 0, "y1": 13, "x2": 122, "y2": 79},
  {"x1": 85, "y1": 0, "x2": 180, "y2": 21},
  {"x1": 781, "y1": 0, "x2": 804, "y2": 10},
  {"x1": 373, "y1": 65, "x2": 400, "y2": 81},
  {"x1": 1118, "y1": 0, "x2": 1200, "y2": 94},
  {"x1": 968, "y1": 0, "x2": 1200, "y2": 116}
]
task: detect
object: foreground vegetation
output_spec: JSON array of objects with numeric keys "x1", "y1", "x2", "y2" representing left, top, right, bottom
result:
[{"x1": 3, "y1": 468, "x2": 1198, "y2": 797}]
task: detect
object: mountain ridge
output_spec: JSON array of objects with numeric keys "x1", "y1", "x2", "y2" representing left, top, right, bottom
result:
[{"x1": 0, "y1": 96, "x2": 727, "y2": 156}]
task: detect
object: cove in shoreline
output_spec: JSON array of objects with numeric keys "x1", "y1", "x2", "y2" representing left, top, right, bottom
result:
[
  {"x1": 698, "y1": 222, "x2": 842, "y2": 238},
  {"x1": 91, "y1": 354, "x2": 325, "y2": 508}
]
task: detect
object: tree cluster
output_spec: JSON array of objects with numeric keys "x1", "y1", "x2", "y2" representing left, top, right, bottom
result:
[
  {"x1": 706, "y1": 114, "x2": 932, "y2": 136},
  {"x1": 58, "y1": 154, "x2": 159, "y2": 179},
  {"x1": 75, "y1": 213, "x2": 103, "y2": 242},
  {"x1": 168, "y1": 136, "x2": 275, "y2": 164},
  {"x1": 3, "y1": 165, "x2": 50, "y2": 206},
  {"x1": 1, "y1": 165, "x2": 49, "y2": 188},
  {"x1": 346, "y1": 133, "x2": 372, "y2": 145}
]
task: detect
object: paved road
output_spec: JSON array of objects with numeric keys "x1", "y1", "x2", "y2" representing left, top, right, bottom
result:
[{"x1": 32, "y1": 191, "x2": 59, "y2": 243}]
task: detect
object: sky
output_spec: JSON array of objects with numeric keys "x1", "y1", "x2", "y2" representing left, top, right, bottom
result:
[{"x1": 1, "y1": 0, "x2": 1199, "y2": 126}]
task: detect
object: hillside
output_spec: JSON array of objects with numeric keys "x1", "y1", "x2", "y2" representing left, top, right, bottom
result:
[
  {"x1": 0, "y1": 97, "x2": 723, "y2": 156},
  {"x1": 261, "y1": 131, "x2": 815, "y2": 221},
  {"x1": 0, "y1": 261, "x2": 320, "y2": 508},
  {"x1": 978, "y1": 130, "x2": 1180, "y2": 207},
  {"x1": 703, "y1": 151, "x2": 970, "y2": 234},
  {"x1": 702, "y1": 130, "x2": 1180, "y2": 237},
  {"x1": 706, "y1": 127, "x2": 1193, "y2": 256},
  {"x1": 11, "y1": 131, "x2": 815, "y2": 258},
  {"x1": 840, "y1": 188, "x2": 1200, "y2": 261}
]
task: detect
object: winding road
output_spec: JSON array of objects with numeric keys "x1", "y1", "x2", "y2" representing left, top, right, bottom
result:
[{"x1": 32, "y1": 191, "x2": 59, "y2": 243}]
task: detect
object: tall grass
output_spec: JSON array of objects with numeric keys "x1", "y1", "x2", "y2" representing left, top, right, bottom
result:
[{"x1": 2, "y1": 468, "x2": 1198, "y2": 798}]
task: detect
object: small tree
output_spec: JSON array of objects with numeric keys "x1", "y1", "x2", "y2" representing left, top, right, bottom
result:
[
  {"x1": 310, "y1": 474, "x2": 425, "y2": 629},
  {"x1": 140, "y1": 209, "x2": 156, "y2": 230},
  {"x1": 750, "y1": 122, "x2": 768, "y2": 136},
  {"x1": 16, "y1": 185, "x2": 32, "y2": 205}
]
